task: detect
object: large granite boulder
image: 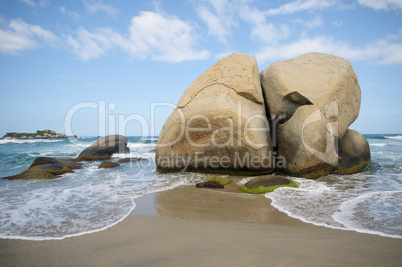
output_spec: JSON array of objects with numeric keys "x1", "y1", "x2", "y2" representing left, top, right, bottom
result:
[
  {"x1": 156, "y1": 53, "x2": 274, "y2": 175},
  {"x1": 276, "y1": 105, "x2": 339, "y2": 178},
  {"x1": 261, "y1": 52, "x2": 361, "y2": 140},
  {"x1": 3, "y1": 157, "x2": 80, "y2": 180},
  {"x1": 261, "y1": 52, "x2": 362, "y2": 178},
  {"x1": 78, "y1": 135, "x2": 129, "y2": 161},
  {"x1": 333, "y1": 129, "x2": 371, "y2": 174}
]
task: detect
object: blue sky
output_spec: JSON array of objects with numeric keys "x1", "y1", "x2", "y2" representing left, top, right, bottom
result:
[{"x1": 0, "y1": 0, "x2": 401, "y2": 136}]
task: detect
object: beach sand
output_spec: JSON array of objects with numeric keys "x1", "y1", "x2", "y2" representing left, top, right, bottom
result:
[{"x1": 1, "y1": 183, "x2": 401, "y2": 266}]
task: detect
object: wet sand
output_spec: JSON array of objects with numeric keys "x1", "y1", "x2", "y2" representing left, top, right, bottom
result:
[{"x1": 1, "y1": 183, "x2": 401, "y2": 266}]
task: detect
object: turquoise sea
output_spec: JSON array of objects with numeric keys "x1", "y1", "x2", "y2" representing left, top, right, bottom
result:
[{"x1": 0, "y1": 134, "x2": 401, "y2": 240}]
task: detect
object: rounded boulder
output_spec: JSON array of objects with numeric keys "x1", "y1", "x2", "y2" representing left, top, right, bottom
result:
[
  {"x1": 98, "y1": 161, "x2": 120, "y2": 169},
  {"x1": 333, "y1": 129, "x2": 371, "y2": 174},
  {"x1": 78, "y1": 135, "x2": 129, "y2": 161}
]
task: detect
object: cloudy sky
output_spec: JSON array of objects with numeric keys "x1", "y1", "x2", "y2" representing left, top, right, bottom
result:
[{"x1": 0, "y1": 0, "x2": 401, "y2": 136}]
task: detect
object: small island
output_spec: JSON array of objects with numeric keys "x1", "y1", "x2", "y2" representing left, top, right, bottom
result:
[{"x1": 1, "y1": 129, "x2": 77, "y2": 140}]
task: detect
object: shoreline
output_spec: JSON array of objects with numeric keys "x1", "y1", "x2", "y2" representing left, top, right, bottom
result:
[{"x1": 1, "y1": 184, "x2": 402, "y2": 266}]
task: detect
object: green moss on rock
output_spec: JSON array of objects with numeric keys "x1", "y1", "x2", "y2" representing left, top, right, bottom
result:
[
  {"x1": 203, "y1": 176, "x2": 233, "y2": 185},
  {"x1": 239, "y1": 175, "x2": 298, "y2": 194},
  {"x1": 240, "y1": 180, "x2": 298, "y2": 194},
  {"x1": 99, "y1": 161, "x2": 120, "y2": 169},
  {"x1": 334, "y1": 159, "x2": 371, "y2": 175}
]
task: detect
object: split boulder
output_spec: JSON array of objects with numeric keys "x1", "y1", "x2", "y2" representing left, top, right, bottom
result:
[
  {"x1": 261, "y1": 52, "x2": 361, "y2": 139},
  {"x1": 261, "y1": 52, "x2": 362, "y2": 178}
]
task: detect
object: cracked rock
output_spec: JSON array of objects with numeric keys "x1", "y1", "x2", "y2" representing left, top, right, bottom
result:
[{"x1": 156, "y1": 53, "x2": 274, "y2": 174}]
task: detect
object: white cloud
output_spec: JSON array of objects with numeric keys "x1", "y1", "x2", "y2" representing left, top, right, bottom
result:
[
  {"x1": 332, "y1": 20, "x2": 343, "y2": 26},
  {"x1": 38, "y1": 0, "x2": 50, "y2": 7},
  {"x1": 305, "y1": 16, "x2": 323, "y2": 29},
  {"x1": 357, "y1": 0, "x2": 402, "y2": 10},
  {"x1": 386, "y1": 29, "x2": 402, "y2": 40},
  {"x1": 0, "y1": 29, "x2": 37, "y2": 54},
  {"x1": 197, "y1": 0, "x2": 322, "y2": 44},
  {"x1": 239, "y1": 4, "x2": 290, "y2": 44},
  {"x1": 59, "y1": 6, "x2": 81, "y2": 21},
  {"x1": 265, "y1": 0, "x2": 338, "y2": 15},
  {"x1": 294, "y1": 15, "x2": 323, "y2": 29},
  {"x1": 83, "y1": 0, "x2": 118, "y2": 17},
  {"x1": 127, "y1": 12, "x2": 210, "y2": 62},
  {"x1": 0, "y1": 18, "x2": 58, "y2": 54},
  {"x1": 255, "y1": 30, "x2": 402, "y2": 65},
  {"x1": 196, "y1": 0, "x2": 237, "y2": 43},
  {"x1": 66, "y1": 28, "x2": 111, "y2": 61},
  {"x1": 198, "y1": 6, "x2": 230, "y2": 43},
  {"x1": 20, "y1": 0, "x2": 36, "y2": 6},
  {"x1": 66, "y1": 12, "x2": 209, "y2": 63},
  {"x1": 20, "y1": 0, "x2": 50, "y2": 7}
]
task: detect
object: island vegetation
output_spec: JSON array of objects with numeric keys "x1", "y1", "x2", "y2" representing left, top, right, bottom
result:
[{"x1": 1, "y1": 129, "x2": 76, "y2": 140}]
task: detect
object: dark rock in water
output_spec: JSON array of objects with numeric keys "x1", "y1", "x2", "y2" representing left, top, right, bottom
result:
[
  {"x1": 78, "y1": 135, "x2": 129, "y2": 161},
  {"x1": 118, "y1": 157, "x2": 147, "y2": 163},
  {"x1": 203, "y1": 176, "x2": 232, "y2": 185},
  {"x1": 240, "y1": 175, "x2": 298, "y2": 194},
  {"x1": 196, "y1": 182, "x2": 205, "y2": 188},
  {"x1": 33, "y1": 164, "x2": 72, "y2": 175},
  {"x1": 333, "y1": 129, "x2": 371, "y2": 174},
  {"x1": 204, "y1": 180, "x2": 224, "y2": 188},
  {"x1": 98, "y1": 161, "x2": 120, "y2": 169},
  {"x1": 3, "y1": 157, "x2": 75, "y2": 180},
  {"x1": 196, "y1": 180, "x2": 224, "y2": 189},
  {"x1": 30, "y1": 157, "x2": 82, "y2": 170}
]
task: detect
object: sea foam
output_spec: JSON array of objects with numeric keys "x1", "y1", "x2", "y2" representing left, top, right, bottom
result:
[
  {"x1": 370, "y1": 143, "x2": 386, "y2": 147},
  {"x1": 1, "y1": 134, "x2": 402, "y2": 240},
  {"x1": 0, "y1": 158, "x2": 209, "y2": 240},
  {"x1": 385, "y1": 135, "x2": 402, "y2": 140},
  {"x1": 333, "y1": 191, "x2": 402, "y2": 238}
]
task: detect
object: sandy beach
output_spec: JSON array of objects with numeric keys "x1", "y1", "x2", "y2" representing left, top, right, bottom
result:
[{"x1": 1, "y1": 183, "x2": 401, "y2": 267}]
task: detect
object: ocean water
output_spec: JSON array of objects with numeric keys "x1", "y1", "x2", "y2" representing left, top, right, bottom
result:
[
  {"x1": 265, "y1": 134, "x2": 402, "y2": 239},
  {"x1": 0, "y1": 134, "x2": 401, "y2": 240}
]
